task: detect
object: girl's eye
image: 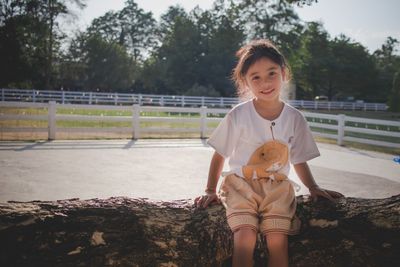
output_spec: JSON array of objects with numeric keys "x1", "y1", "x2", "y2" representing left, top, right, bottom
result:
[
  {"x1": 269, "y1": 72, "x2": 276, "y2": 76},
  {"x1": 252, "y1": 76, "x2": 260, "y2": 81}
]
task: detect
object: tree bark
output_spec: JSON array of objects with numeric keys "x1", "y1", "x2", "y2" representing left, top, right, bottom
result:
[{"x1": 0, "y1": 194, "x2": 399, "y2": 267}]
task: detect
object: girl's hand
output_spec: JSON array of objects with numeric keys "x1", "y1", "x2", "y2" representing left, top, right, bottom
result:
[
  {"x1": 194, "y1": 192, "x2": 220, "y2": 208},
  {"x1": 309, "y1": 185, "x2": 344, "y2": 202}
]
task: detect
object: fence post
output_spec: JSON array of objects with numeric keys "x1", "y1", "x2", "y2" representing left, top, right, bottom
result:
[
  {"x1": 48, "y1": 101, "x2": 56, "y2": 140},
  {"x1": 32, "y1": 90, "x2": 36, "y2": 102},
  {"x1": 89, "y1": 92, "x2": 92, "y2": 105},
  {"x1": 114, "y1": 93, "x2": 118, "y2": 105},
  {"x1": 62, "y1": 91, "x2": 65, "y2": 104},
  {"x1": 201, "y1": 96, "x2": 205, "y2": 107},
  {"x1": 337, "y1": 114, "x2": 345, "y2": 146},
  {"x1": 132, "y1": 104, "x2": 140, "y2": 140},
  {"x1": 200, "y1": 106, "x2": 207, "y2": 139}
]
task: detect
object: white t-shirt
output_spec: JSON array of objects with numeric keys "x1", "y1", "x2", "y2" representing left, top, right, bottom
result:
[{"x1": 207, "y1": 99, "x2": 320, "y2": 179}]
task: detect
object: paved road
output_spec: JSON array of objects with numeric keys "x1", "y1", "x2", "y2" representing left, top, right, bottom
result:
[{"x1": 0, "y1": 139, "x2": 399, "y2": 202}]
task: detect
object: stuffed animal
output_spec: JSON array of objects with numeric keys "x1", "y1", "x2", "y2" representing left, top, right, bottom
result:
[{"x1": 242, "y1": 140, "x2": 288, "y2": 181}]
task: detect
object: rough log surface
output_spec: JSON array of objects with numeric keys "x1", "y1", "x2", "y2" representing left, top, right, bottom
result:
[{"x1": 0, "y1": 194, "x2": 399, "y2": 267}]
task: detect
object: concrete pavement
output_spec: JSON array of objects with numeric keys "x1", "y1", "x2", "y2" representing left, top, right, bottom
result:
[{"x1": 0, "y1": 139, "x2": 399, "y2": 202}]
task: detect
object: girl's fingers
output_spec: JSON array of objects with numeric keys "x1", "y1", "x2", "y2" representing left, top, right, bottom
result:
[
  {"x1": 323, "y1": 191, "x2": 336, "y2": 202},
  {"x1": 203, "y1": 195, "x2": 216, "y2": 208},
  {"x1": 194, "y1": 196, "x2": 202, "y2": 206},
  {"x1": 195, "y1": 195, "x2": 215, "y2": 208},
  {"x1": 329, "y1": 190, "x2": 344, "y2": 198},
  {"x1": 311, "y1": 190, "x2": 333, "y2": 202},
  {"x1": 311, "y1": 188, "x2": 344, "y2": 203},
  {"x1": 203, "y1": 197, "x2": 211, "y2": 208},
  {"x1": 312, "y1": 195, "x2": 318, "y2": 202},
  {"x1": 195, "y1": 196, "x2": 204, "y2": 207}
]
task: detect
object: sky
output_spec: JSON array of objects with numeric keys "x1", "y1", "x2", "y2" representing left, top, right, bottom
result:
[{"x1": 64, "y1": 0, "x2": 400, "y2": 53}]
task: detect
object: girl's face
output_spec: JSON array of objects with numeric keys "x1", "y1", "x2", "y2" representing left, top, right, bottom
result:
[{"x1": 244, "y1": 57, "x2": 286, "y2": 103}]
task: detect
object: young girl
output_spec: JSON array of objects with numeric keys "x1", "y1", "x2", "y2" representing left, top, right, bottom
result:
[{"x1": 195, "y1": 39, "x2": 343, "y2": 267}]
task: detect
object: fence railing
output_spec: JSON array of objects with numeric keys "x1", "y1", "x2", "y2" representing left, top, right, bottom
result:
[
  {"x1": 0, "y1": 88, "x2": 388, "y2": 111},
  {"x1": 1, "y1": 101, "x2": 399, "y2": 149}
]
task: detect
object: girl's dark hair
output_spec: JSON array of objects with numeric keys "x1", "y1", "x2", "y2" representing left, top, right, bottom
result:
[{"x1": 232, "y1": 39, "x2": 290, "y2": 100}]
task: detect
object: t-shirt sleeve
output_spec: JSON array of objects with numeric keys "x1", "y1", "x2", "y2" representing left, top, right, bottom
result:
[
  {"x1": 207, "y1": 112, "x2": 240, "y2": 159},
  {"x1": 290, "y1": 113, "x2": 320, "y2": 165}
]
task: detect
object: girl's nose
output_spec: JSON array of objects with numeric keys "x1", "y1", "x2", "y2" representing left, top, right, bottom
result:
[{"x1": 262, "y1": 77, "x2": 273, "y2": 87}]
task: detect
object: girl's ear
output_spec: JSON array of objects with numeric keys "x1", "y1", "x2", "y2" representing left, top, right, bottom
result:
[
  {"x1": 241, "y1": 77, "x2": 249, "y2": 88},
  {"x1": 281, "y1": 68, "x2": 287, "y2": 82}
]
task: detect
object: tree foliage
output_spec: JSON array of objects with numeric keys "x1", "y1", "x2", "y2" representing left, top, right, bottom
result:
[
  {"x1": 0, "y1": 0, "x2": 86, "y2": 89},
  {"x1": 87, "y1": 0, "x2": 157, "y2": 61},
  {"x1": 373, "y1": 37, "x2": 400, "y2": 103},
  {"x1": 1, "y1": 0, "x2": 399, "y2": 105}
]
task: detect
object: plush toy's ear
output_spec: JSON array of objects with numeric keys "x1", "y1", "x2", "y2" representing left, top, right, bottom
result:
[{"x1": 242, "y1": 166, "x2": 253, "y2": 179}]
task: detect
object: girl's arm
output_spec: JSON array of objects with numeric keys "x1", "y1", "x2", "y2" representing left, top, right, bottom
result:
[
  {"x1": 293, "y1": 162, "x2": 344, "y2": 202},
  {"x1": 195, "y1": 151, "x2": 225, "y2": 208}
]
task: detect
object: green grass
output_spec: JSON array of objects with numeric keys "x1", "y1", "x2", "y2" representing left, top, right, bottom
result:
[
  {"x1": 1, "y1": 106, "x2": 399, "y2": 154},
  {"x1": 0, "y1": 107, "x2": 223, "y2": 128},
  {"x1": 306, "y1": 113, "x2": 400, "y2": 132},
  {"x1": 0, "y1": 107, "x2": 221, "y2": 118},
  {"x1": 302, "y1": 109, "x2": 400, "y2": 121},
  {"x1": 315, "y1": 136, "x2": 400, "y2": 155}
]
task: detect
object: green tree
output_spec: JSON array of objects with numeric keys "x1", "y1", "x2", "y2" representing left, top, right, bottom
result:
[
  {"x1": 140, "y1": 4, "x2": 245, "y2": 96},
  {"x1": 83, "y1": 34, "x2": 136, "y2": 92},
  {"x1": 388, "y1": 72, "x2": 400, "y2": 112},
  {"x1": 0, "y1": 0, "x2": 86, "y2": 89},
  {"x1": 56, "y1": 32, "x2": 87, "y2": 90},
  {"x1": 87, "y1": 0, "x2": 156, "y2": 61},
  {"x1": 292, "y1": 22, "x2": 331, "y2": 99},
  {"x1": 292, "y1": 22, "x2": 378, "y2": 101},
  {"x1": 197, "y1": 12, "x2": 245, "y2": 96},
  {"x1": 232, "y1": 0, "x2": 301, "y2": 47},
  {"x1": 373, "y1": 37, "x2": 400, "y2": 102},
  {"x1": 139, "y1": 6, "x2": 201, "y2": 94},
  {"x1": 328, "y1": 35, "x2": 378, "y2": 102}
]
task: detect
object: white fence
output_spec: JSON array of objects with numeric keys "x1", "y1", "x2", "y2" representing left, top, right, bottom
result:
[
  {"x1": 1, "y1": 101, "x2": 399, "y2": 149},
  {"x1": 1, "y1": 88, "x2": 388, "y2": 111}
]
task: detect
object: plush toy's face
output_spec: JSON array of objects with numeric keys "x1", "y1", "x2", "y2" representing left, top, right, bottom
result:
[
  {"x1": 248, "y1": 140, "x2": 288, "y2": 166},
  {"x1": 261, "y1": 144, "x2": 283, "y2": 162},
  {"x1": 242, "y1": 140, "x2": 289, "y2": 180}
]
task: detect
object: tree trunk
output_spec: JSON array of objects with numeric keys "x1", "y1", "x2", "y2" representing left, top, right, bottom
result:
[{"x1": 0, "y1": 194, "x2": 399, "y2": 267}]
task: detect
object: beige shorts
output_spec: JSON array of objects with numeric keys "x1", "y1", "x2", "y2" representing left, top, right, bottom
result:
[{"x1": 218, "y1": 174, "x2": 301, "y2": 235}]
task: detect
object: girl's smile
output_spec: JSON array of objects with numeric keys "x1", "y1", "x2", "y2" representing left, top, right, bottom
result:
[{"x1": 259, "y1": 88, "x2": 275, "y2": 95}]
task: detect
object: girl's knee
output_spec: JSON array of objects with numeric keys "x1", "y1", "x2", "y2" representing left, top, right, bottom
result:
[
  {"x1": 233, "y1": 227, "x2": 257, "y2": 249},
  {"x1": 265, "y1": 233, "x2": 288, "y2": 251}
]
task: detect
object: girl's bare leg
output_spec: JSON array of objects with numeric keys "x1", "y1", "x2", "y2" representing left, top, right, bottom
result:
[
  {"x1": 265, "y1": 233, "x2": 289, "y2": 267},
  {"x1": 232, "y1": 227, "x2": 257, "y2": 267}
]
